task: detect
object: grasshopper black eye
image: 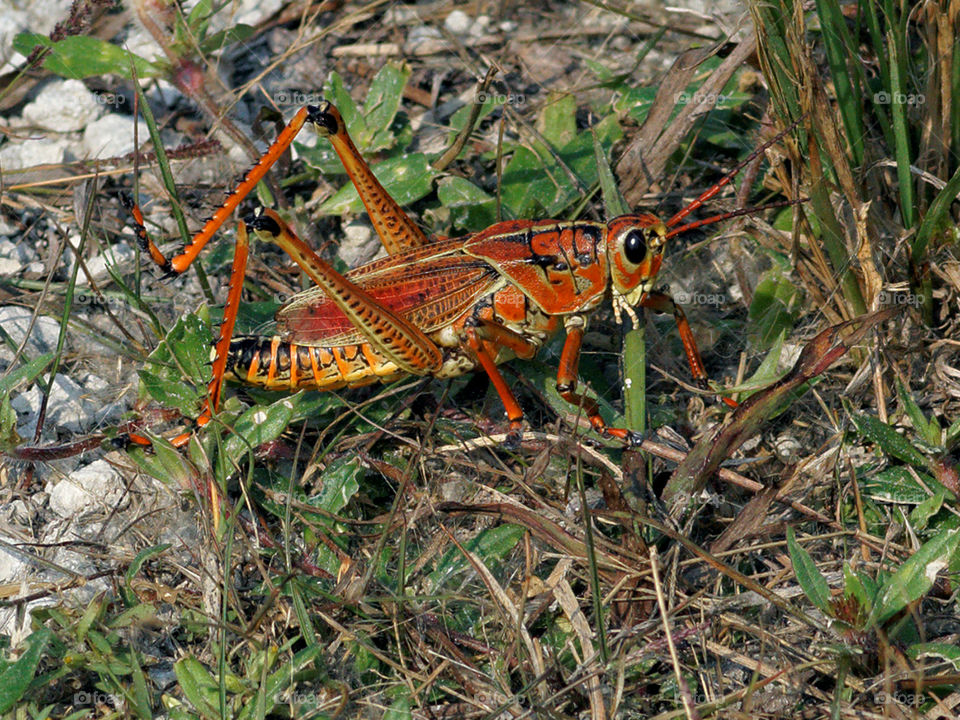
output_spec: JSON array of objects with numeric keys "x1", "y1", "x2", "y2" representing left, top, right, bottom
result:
[{"x1": 623, "y1": 230, "x2": 646, "y2": 265}]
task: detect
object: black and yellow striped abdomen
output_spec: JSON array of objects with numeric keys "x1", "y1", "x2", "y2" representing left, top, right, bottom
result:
[{"x1": 223, "y1": 335, "x2": 407, "y2": 391}]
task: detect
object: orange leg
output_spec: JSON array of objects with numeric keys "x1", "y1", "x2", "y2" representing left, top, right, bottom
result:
[
  {"x1": 463, "y1": 325, "x2": 526, "y2": 444},
  {"x1": 639, "y1": 291, "x2": 737, "y2": 409},
  {"x1": 126, "y1": 102, "x2": 428, "y2": 277},
  {"x1": 554, "y1": 318, "x2": 642, "y2": 445}
]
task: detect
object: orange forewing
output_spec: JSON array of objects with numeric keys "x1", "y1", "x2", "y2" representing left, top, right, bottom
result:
[{"x1": 276, "y1": 237, "x2": 499, "y2": 347}]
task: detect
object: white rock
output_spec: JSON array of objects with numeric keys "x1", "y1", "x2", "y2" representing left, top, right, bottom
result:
[
  {"x1": 0, "y1": 0, "x2": 73, "y2": 72},
  {"x1": 405, "y1": 26, "x2": 444, "y2": 55},
  {"x1": 11, "y1": 374, "x2": 97, "y2": 435},
  {"x1": 0, "y1": 135, "x2": 71, "y2": 171},
  {"x1": 470, "y1": 14, "x2": 491, "y2": 37},
  {"x1": 22, "y1": 79, "x2": 104, "y2": 132},
  {"x1": 338, "y1": 220, "x2": 381, "y2": 267},
  {"x1": 82, "y1": 114, "x2": 148, "y2": 160},
  {"x1": 48, "y1": 459, "x2": 127, "y2": 518},
  {"x1": 0, "y1": 533, "x2": 26, "y2": 582},
  {"x1": 75, "y1": 241, "x2": 136, "y2": 282},
  {"x1": 0, "y1": 10, "x2": 29, "y2": 74},
  {"x1": 0, "y1": 238, "x2": 34, "y2": 267},
  {"x1": 0, "y1": 306, "x2": 62, "y2": 360},
  {"x1": 232, "y1": 0, "x2": 282, "y2": 27},
  {"x1": 444, "y1": 10, "x2": 472, "y2": 34},
  {"x1": 0, "y1": 215, "x2": 18, "y2": 236}
]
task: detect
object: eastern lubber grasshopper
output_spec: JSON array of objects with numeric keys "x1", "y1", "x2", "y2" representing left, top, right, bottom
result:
[{"x1": 129, "y1": 101, "x2": 799, "y2": 448}]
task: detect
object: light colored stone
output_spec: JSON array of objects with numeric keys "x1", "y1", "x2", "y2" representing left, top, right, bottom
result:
[
  {"x1": 444, "y1": 9, "x2": 472, "y2": 34},
  {"x1": 0, "y1": 135, "x2": 71, "y2": 171},
  {"x1": 22, "y1": 79, "x2": 104, "y2": 132},
  {"x1": 338, "y1": 220, "x2": 382, "y2": 267},
  {"x1": 0, "y1": 306, "x2": 62, "y2": 360},
  {"x1": 11, "y1": 374, "x2": 97, "y2": 435},
  {"x1": 48, "y1": 459, "x2": 127, "y2": 518},
  {"x1": 82, "y1": 114, "x2": 148, "y2": 160}
]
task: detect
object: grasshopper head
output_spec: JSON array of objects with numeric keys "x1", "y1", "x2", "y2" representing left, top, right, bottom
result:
[{"x1": 605, "y1": 214, "x2": 667, "y2": 313}]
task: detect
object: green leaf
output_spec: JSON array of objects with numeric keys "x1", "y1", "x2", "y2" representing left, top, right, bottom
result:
[
  {"x1": 907, "y1": 642, "x2": 960, "y2": 670},
  {"x1": 909, "y1": 487, "x2": 946, "y2": 532},
  {"x1": 868, "y1": 528, "x2": 960, "y2": 626},
  {"x1": 748, "y1": 270, "x2": 802, "y2": 351},
  {"x1": 199, "y1": 24, "x2": 256, "y2": 55},
  {"x1": 122, "y1": 544, "x2": 171, "y2": 606},
  {"x1": 141, "y1": 311, "x2": 211, "y2": 417},
  {"x1": 324, "y1": 72, "x2": 365, "y2": 146},
  {"x1": 848, "y1": 409, "x2": 931, "y2": 469},
  {"x1": 0, "y1": 352, "x2": 54, "y2": 394},
  {"x1": 896, "y1": 378, "x2": 942, "y2": 449},
  {"x1": 538, "y1": 94, "x2": 577, "y2": 147},
  {"x1": 317, "y1": 153, "x2": 437, "y2": 215},
  {"x1": 427, "y1": 524, "x2": 525, "y2": 592},
  {"x1": 0, "y1": 628, "x2": 53, "y2": 713},
  {"x1": 363, "y1": 62, "x2": 412, "y2": 151},
  {"x1": 174, "y1": 657, "x2": 222, "y2": 720},
  {"x1": 786, "y1": 527, "x2": 832, "y2": 615},
  {"x1": 861, "y1": 466, "x2": 954, "y2": 504},
  {"x1": 594, "y1": 126, "x2": 629, "y2": 217},
  {"x1": 13, "y1": 34, "x2": 162, "y2": 79},
  {"x1": 843, "y1": 564, "x2": 876, "y2": 618},
  {"x1": 436, "y1": 176, "x2": 497, "y2": 231},
  {"x1": 312, "y1": 457, "x2": 363, "y2": 517}
]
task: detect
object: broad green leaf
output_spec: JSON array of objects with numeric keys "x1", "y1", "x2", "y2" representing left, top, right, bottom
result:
[
  {"x1": 436, "y1": 176, "x2": 497, "y2": 231},
  {"x1": 324, "y1": 72, "x2": 365, "y2": 146},
  {"x1": 842, "y1": 564, "x2": 876, "y2": 619},
  {"x1": 908, "y1": 642, "x2": 960, "y2": 670},
  {"x1": 174, "y1": 657, "x2": 222, "y2": 720},
  {"x1": 748, "y1": 270, "x2": 802, "y2": 351},
  {"x1": 909, "y1": 487, "x2": 946, "y2": 532},
  {"x1": 140, "y1": 311, "x2": 211, "y2": 416},
  {"x1": 0, "y1": 628, "x2": 53, "y2": 713},
  {"x1": 787, "y1": 527, "x2": 832, "y2": 615},
  {"x1": 896, "y1": 378, "x2": 942, "y2": 449},
  {"x1": 427, "y1": 524, "x2": 525, "y2": 593},
  {"x1": 848, "y1": 410, "x2": 930, "y2": 469},
  {"x1": 363, "y1": 62, "x2": 412, "y2": 150},
  {"x1": 317, "y1": 153, "x2": 437, "y2": 215},
  {"x1": 861, "y1": 466, "x2": 950, "y2": 504},
  {"x1": 311, "y1": 457, "x2": 363, "y2": 518},
  {"x1": 384, "y1": 693, "x2": 412, "y2": 720},
  {"x1": 538, "y1": 94, "x2": 577, "y2": 147},
  {"x1": 13, "y1": 34, "x2": 162, "y2": 79},
  {"x1": 216, "y1": 394, "x2": 300, "y2": 481},
  {"x1": 868, "y1": 528, "x2": 960, "y2": 626},
  {"x1": 0, "y1": 352, "x2": 54, "y2": 394}
]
